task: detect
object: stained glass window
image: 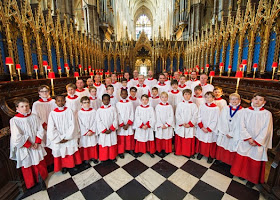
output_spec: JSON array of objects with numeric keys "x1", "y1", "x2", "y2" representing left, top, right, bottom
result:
[{"x1": 136, "y1": 15, "x2": 152, "y2": 39}]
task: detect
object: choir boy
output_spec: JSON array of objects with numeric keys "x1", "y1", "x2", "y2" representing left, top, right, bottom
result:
[
  {"x1": 32, "y1": 85, "x2": 56, "y2": 166},
  {"x1": 156, "y1": 73, "x2": 171, "y2": 94},
  {"x1": 178, "y1": 75, "x2": 189, "y2": 92},
  {"x1": 116, "y1": 89, "x2": 135, "y2": 158},
  {"x1": 94, "y1": 75, "x2": 106, "y2": 99},
  {"x1": 175, "y1": 89, "x2": 198, "y2": 158},
  {"x1": 47, "y1": 95, "x2": 82, "y2": 173},
  {"x1": 150, "y1": 87, "x2": 160, "y2": 108},
  {"x1": 129, "y1": 87, "x2": 141, "y2": 111},
  {"x1": 136, "y1": 74, "x2": 151, "y2": 99},
  {"x1": 10, "y1": 98, "x2": 48, "y2": 190},
  {"x1": 95, "y1": 94, "x2": 118, "y2": 162},
  {"x1": 124, "y1": 72, "x2": 133, "y2": 88},
  {"x1": 78, "y1": 96, "x2": 99, "y2": 165},
  {"x1": 65, "y1": 83, "x2": 81, "y2": 117},
  {"x1": 106, "y1": 85, "x2": 118, "y2": 106},
  {"x1": 134, "y1": 94, "x2": 156, "y2": 158},
  {"x1": 130, "y1": 70, "x2": 139, "y2": 87},
  {"x1": 214, "y1": 86, "x2": 227, "y2": 110},
  {"x1": 88, "y1": 86, "x2": 102, "y2": 110},
  {"x1": 75, "y1": 79, "x2": 89, "y2": 97},
  {"x1": 168, "y1": 80, "x2": 183, "y2": 112},
  {"x1": 195, "y1": 91, "x2": 219, "y2": 163},
  {"x1": 230, "y1": 93, "x2": 273, "y2": 188},
  {"x1": 111, "y1": 73, "x2": 121, "y2": 92},
  {"x1": 193, "y1": 85, "x2": 205, "y2": 108},
  {"x1": 216, "y1": 93, "x2": 243, "y2": 166},
  {"x1": 155, "y1": 92, "x2": 175, "y2": 156}
]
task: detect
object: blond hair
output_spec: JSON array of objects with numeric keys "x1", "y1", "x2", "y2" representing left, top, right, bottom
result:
[
  {"x1": 66, "y1": 83, "x2": 76, "y2": 90},
  {"x1": 88, "y1": 86, "x2": 97, "y2": 92},
  {"x1": 229, "y1": 93, "x2": 240, "y2": 99},
  {"x1": 160, "y1": 92, "x2": 168, "y2": 97}
]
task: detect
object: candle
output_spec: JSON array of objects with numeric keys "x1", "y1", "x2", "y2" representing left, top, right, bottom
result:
[
  {"x1": 205, "y1": 64, "x2": 210, "y2": 75},
  {"x1": 79, "y1": 64, "x2": 82, "y2": 75},
  {"x1": 48, "y1": 72, "x2": 55, "y2": 96},
  {"x1": 209, "y1": 71, "x2": 215, "y2": 84},
  {"x1": 58, "y1": 66, "x2": 62, "y2": 78},
  {"x1": 74, "y1": 72, "x2": 79, "y2": 81},
  {"x1": 235, "y1": 71, "x2": 243, "y2": 93},
  {"x1": 43, "y1": 61, "x2": 48, "y2": 79},
  {"x1": 228, "y1": 65, "x2": 232, "y2": 77},
  {"x1": 242, "y1": 59, "x2": 247, "y2": 73},
  {"x1": 64, "y1": 63, "x2": 69, "y2": 77},
  {"x1": 90, "y1": 72, "x2": 94, "y2": 79},
  {"x1": 34, "y1": 65, "x2": 39, "y2": 80},
  {"x1": 219, "y1": 63, "x2": 224, "y2": 77},
  {"x1": 88, "y1": 66, "x2": 92, "y2": 73},
  {"x1": 272, "y1": 62, "x2": 278, "y2": 80},
  {"x1": 5, "y1": 57, "x2": 14, "y2": 81},
  {"x1": 16, "y1": 64, "x2": 22, "y2": 81},
  {"x1": 253, "y1": 63, "x2": 258, "y2": 79}
]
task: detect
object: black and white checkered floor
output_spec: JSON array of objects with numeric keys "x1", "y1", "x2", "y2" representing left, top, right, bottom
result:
[{"x1": 21, "y1": 153, "x2": 265, "y2": 200}]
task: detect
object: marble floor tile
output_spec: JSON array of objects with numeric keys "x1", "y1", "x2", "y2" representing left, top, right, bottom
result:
[
  {"x1": 103, "y1": 168, "x2": 134, "y2": 191},
  {"x1": 116, "y1": 179, "x2": 150, "y2": 200},
  {"x1": 151, "y1": 159, "x2": 178, "y2": 178},
  {"x1": 23, "y1": 190, "x2": 50, "y2": 200},
  {"x1": 72, "y1": 167, "x2": 102, "y2": 190},
  {"x1": 190, "y1": 180, "x2": 224, "y2": 200},
  {"x1": 103, "y1": 192, "x2": 122, "y2": 200},
  {"x1": 192, "y1": 155, "x2": 213, "y2": 168},
  {"x1": 115, "y1": 153, "x2": 135, "y2": 167},
  {"x1": 181, "y1": 160, "x2": 208, "y2": 179},
  {"x1": 137, "y1": 153, "x2": 162, "y2": 167},
  {"x1": 183, "y1": 193, "x2": 199, "y2": 200},
  {"x1": 163, "y1": 153, "x2": 189, "y2": 168},
  {"x1": 63, "y1": 191, "x2": 85, "y2": 200},
  {"x1": 135, "y1": 168, "x2": 166, "y2": 192},
  {"x1": 45, "y1": 171, "x2": 71, "y2": 188},
  {"x1": 201, "y1": 169, "x2": 232, "y2": 192},
  {"x1": 143, "y1": 193, "x2": 161, "y2": 200},
  {"x1": 168, "y1": 169, "x2": 199, "y2": 192},
  {"x1": 153, "y1": 180, "x2": 187, "y2": 200},
  {"x1": 122, "y1": 159, "x2": 149, "y2": 177},
  {"x1": 80, "y1": 179, "x2": 114, "y2": 200},
  {"x1": 222, "y1": 193, "x2": 238, "y2": 200}
]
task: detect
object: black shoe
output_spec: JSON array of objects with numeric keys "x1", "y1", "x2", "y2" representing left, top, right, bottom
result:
[
  {"x1": 61, "y1": 168, "x2": 67, "y2": 174},
  {"x1": 246, "y1": 181, "x2": 255, "y2": 188},
  {"x1": 38, "y1": 173, "x2": 46, "y2": 191},
  {"x1": 185, "y1": 156, "x2": 191, "y2": 158},
  {"x1": 191, "y1": 155, "x2": 195, "y2": 159},
  {"x1": 158, "y1": 152, "x2": 164, "y2": 157},
  {"x1": 196, "y1": 153, "x2": 203, "y2": 160},
  {"x1": 207, "y1": 157, "x2": 213, "y2": 163},
  {"x1": 91, "y1": 159, "x2": 99, "y2": 164},
  {"x1": 119, "y1": 153, "x2": 125, "y2": 159},
  {"x1": 238, "y1": 177, "x2": 245, "y2": 181},
  {"x1": 112, "y1": 159, "x2": 117, "y2": 162},
  {"x1": 137, "y1": 153, "x2": 143, "y2": 157},
  {"x1": 129, "y1": 150, "x2": 136, "y2": 157},
  {"x1": 148, "y1": 153, "x2": 155, "y2": 158},
  {"x1": 73, "y1": 167, "x2": 78, "y2": 172}
]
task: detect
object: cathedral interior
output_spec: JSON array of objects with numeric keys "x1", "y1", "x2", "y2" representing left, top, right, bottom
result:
[{"x1": 0, "y1": 0, "x2": 280, "y2": 200}]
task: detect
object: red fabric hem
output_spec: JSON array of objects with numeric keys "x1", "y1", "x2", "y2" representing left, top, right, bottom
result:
[
  {"x1": 79, "y1": 146, "x2": 98, "y2": 161},
  {"x1": 174, "y1": 135, "x2": 195, "y2": 156},
  {"x1": 23, "y1": 140, "x2": 32, "y2": 148},
  {"x1": 230, "y1": 153, "x2": 266, "y2": 184},
  {"x1": 156, "y1": 138, "x2": 172, "y2": 153},
  {"x1": 21, "y1": 159, "x2": 48, "y2": 189},
  {"x1": 45, "y1": 147, "x2": 54, "y2": 166},
  {"x1": 99, "y1": 145, "x2": 118, "y2": 161},
  {"x1": 195, "y1": 138, "x2": 216, "y2": 158},
  {"x1": 215, "y1": 146, "x2": 236, "y2": 165},
  {"x1": 135, "y1": 140, "x2": 156, "y2": 154},
  {"x1": 117, "y1": 135, "x2": 135, "y2": 154},
  {"x1": 35, "y1": 136, "x2": 42, "y2": 144},
  {"x1": 54, "y1": 151, "x2": 82, "y2": 172}
]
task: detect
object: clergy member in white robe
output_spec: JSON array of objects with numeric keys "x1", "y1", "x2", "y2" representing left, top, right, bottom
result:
[
  {"x1": 196, "y1": 92, "x2": 220, "y2": 163},
  {"x1": 155, "y1": 93, "x2": 175, "y2": 154},
  {"x1": 155, "y1": 74, "x2": 171, "y2": 95},
  {"x1": 47, "y1": 95, "x2": 82, "y2": 173},
  {"x1": 95, "y1": 94, "x2": 118, "y2": 161},
  {"x1": 230, "y1": 93, "x2": 273, "y2": 186},
  {"x1": 116, "y1": 89, "x2": 135, "y2": 158},
  {"x1": 135, "y1": 75, "x2": 151, "y2": 99},
  {"x1": 78, "y1": 96, "x2": 98, "y2": 164},
  {"x1": 144, "y1": 70, "x2": 157, "y2": 88},
  {"x1": 10, "y1": 98, "x2": 48, "y2": 189},
  {"x1": 175, "y1": 89, "x2": 198, "y2": 158},
  {"x1": 134, "y1": 95, "x2": 156, "y2": 157},
  {"x1": 94, "y1": 75, "x2": 106, "y2": 99},
  {"x1": 75, "y1": 79, "x2": 89, "y2": 98},
  {"x1": 216, "y1": 94, "x2": 243, "y2": 165}
]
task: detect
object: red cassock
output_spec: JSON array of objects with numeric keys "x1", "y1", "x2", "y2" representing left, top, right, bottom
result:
[
  {"x1": 195, "y1": 103, "x2": 220, "y2": 158},
  {"x1": 230, "y1": 107, "x2": 273, "y2": 184},
  {"x1": 47, "y1": 107, "x2": 82, "y2": 172},
  {"x1": 10, "y1": 112, "x2": 48, "y2": 189},
  {"x1": 134, "y1": 105, "x2": 156, "y2": 154},
  {"x1": 95, "y1": 105, "x2": 118, "y2": 161},
  {"x1": 155, "y1": 102, "x2": 175, "y2": 153},
  {"x1": 116, "y1": 99, "x2": 135, "y2": 154},
  {"x1": 175, "y1": 100, "x2": 198, "y2": 157}
]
